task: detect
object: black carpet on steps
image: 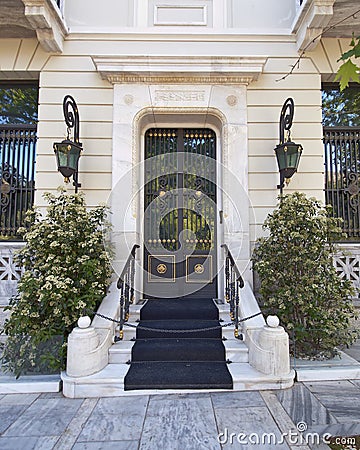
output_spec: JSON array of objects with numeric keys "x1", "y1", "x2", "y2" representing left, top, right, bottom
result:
[
  {"x1": 125, "y1": 362, "x2": 233, "y2": 390},
  {"x1": 131, "y1": 338, "x2": 226, "y2": 361},
  {"x1": 140, "y1": 298, "x2": 219, "y2": 320},
  {"x1": 124, "y1": 297, "x2": 233, "y2": 390},
  {"x1": 136, "y1": 319, "x2": 222, "y2": 339}
]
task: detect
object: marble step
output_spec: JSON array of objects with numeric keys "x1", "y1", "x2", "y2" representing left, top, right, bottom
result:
[
  {"x1": 62, "y1": 362, "x2": 295, "y2": 398},
  {"x1": 293, "y1": 351, "x2": 360, "y2": 381},
  {"x1": 108, "y1": 338, "x2": 248, "y2": 363},
  {"x1": 224, "y1": 340, "x2": 249, "y2": 363},
  {"x1": 0, "y1": 374, "x2": 61, "y2": 394},
  {"x1": 109, "y1": 341, "x2": 135, "y2": 363},
  {"x1": 122, "y1": 325, "x2": 137, "y2": 341}
]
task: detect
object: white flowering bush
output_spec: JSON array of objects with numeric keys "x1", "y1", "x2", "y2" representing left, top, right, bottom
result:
[
  {"x1": 0, "y1": 190, "x2": 113, "y2": 376},
  {"x1": 252, "y1": 192, "x2": 358, "y2": 359}
]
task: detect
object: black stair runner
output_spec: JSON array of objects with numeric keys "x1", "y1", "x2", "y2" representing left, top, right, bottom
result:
[{"x1": 124, "y1": 298, "x2": 233, "y2": 390}]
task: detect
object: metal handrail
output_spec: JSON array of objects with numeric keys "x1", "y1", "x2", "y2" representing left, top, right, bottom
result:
[
  {"x1": 116, "y1": 244, "x2": 140, "y2": 289},
  {"x1": 221, "y1": 244, "x2": 244, "y2": 287},
  {"x1": 221, "y1": 244, "x2": 244, "y2": 339},
  {"x1": 115, "y1": 244, "x2": 140, "y2": 340}
]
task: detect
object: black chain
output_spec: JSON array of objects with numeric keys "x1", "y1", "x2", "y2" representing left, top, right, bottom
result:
[
  {"x1": 87, "y1": 309, "x2": 262, "y2": 334},
  {"x1": 124, "y1": 322, "x2": 232, "y2": 333}
]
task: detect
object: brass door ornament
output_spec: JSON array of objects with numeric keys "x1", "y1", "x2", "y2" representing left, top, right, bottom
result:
[
  {"x1": 194, "y1": 263, "x2": 205, "y2": 274},
  {"x1": 157, "y1": 263, "x2": 167, "y2": 274}
]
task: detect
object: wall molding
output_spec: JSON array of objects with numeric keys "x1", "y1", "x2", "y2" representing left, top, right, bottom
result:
[{"x1": 92, "y1": 55, "x2": 266, "y2": 85}]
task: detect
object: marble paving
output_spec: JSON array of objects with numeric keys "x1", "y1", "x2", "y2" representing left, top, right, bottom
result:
[
  {"x1": 344, "y1": 337, "x2": 360, "y2": 362},
  {"x1": 0, "y1": 381, "x2": 359, "y2": 449},
  {"x1": 276, "y1": 383, "x2": 337, "y2": 427},
  {"x1": 304, "y1": 380, "x2": 360, "y2": 423}
]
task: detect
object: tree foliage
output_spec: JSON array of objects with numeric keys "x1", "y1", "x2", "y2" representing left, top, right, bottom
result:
[
  {"x1": 336, "y1": 35, "x2": 360, "y2": 91},
  {"x1": 252, "y1": 192, "x2": 358, "y2": 359},
  {"x1": 0, "y1": 86, "x2": 38, "y2": 124},
  {"x1": 0, "y1": 190, "x2": 113, "y2": 377},
  {"x1": 322, "y1": 84, "x2": 360, "y2": 126}
]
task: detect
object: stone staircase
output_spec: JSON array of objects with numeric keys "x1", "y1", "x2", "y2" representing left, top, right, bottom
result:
[
  {"x1": 108, "y1": 304, "x2": 249, "y2": 365},
  {"x1": 62, "y1": 301, "x2": 295, "y2": 397}
]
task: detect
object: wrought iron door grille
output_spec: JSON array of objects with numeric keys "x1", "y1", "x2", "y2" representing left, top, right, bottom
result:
[
  {"x1": 324, "y1": 127, "x2": 360, "y2": 239},
  {"x1": 144, "y1": 128, "x2": 216, "y2": 251},
  {"x1": 0, "y1": 124, "x2": 37, "y2": 238},
  {"x1": 145, "y1": 129, "x2": 178, "y2": 251},
  {"x1": 143, "y1": 127, "x2": 217, "y2": 297}
]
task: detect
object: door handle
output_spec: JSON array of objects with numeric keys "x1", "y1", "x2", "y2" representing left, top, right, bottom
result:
[{"x1": 219, "y1": 210, "x2": 223, "y2": 224}]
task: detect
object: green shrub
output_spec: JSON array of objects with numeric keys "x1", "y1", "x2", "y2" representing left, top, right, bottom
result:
[
  {"x1": 252, "y1": 192, "x2": 358, "y2": 359},
  {"x1": 0, "y1": 190, "x2": 113, "y2": 377}
]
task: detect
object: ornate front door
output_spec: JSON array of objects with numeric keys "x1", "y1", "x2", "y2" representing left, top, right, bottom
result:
[{"x1": 143, "y1": 128, "x2": 217, "y2": 299}]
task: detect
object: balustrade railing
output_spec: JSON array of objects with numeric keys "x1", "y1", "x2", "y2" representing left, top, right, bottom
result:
[
  {"x1": 333, "y1": 244, "x2": 360, "y2": 306},
  {"x1": 115, "y1": 244, "x2": 140, "y2": 341},
  {"x1": 0, "y1": 124, "x2": 37, "y2": 238},
  {"x1": 324, "y1": 127, "x2": 360, "y2": 239},
  {"x1": 221, "y1": 244, "x2": 244, "y2": 339}
]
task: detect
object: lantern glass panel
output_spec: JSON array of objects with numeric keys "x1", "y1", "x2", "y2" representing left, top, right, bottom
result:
[
  {"x1": 54, "y1": 140, "x2": 82, "y2": 178},
  {"x1": 55, "y1": 143, "x2": 71, "y2": 167},
  {"x1": 68, "y1": 146, "x2": 81, "y2": 171},
  {"x1": 275, "y1": 142, "x2": 302, "y2": 173},
  {"x1": 275, "y1": 144, "x2": 287, "y2": 171},
  {"x1": 286, "y1": 143, "x2": 302, "y2": 169}
]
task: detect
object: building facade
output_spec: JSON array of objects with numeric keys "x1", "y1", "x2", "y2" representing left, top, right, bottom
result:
[{"x1": 0, "y1": 0, "x2": 359, "y2": 393}]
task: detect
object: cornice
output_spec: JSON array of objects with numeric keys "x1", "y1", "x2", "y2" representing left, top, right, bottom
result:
[
  {"x1": 92, "y1": 55, "x2": 267, "y2": 85},
  {"x1": 22, "y1": 0, "x2": 68, "y2": 53},
  {"x1": 292, "y1": 0, "x2": 335, "y2": 51},
  {"x1": 69, "y1": 31, "x2": 295, "y2": 43}
]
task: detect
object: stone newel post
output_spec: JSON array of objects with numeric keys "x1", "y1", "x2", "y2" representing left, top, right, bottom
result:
[
  {"x1": 66, "y1": 316, "x2": 107, "y2": 377},
  {"x1": 248, "y1": 315, "x2": 291, "y2": 376}
]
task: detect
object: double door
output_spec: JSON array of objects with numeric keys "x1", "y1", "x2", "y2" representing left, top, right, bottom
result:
[{"x1": 143, "y1": 128, "x2": 217, "y2": 299}]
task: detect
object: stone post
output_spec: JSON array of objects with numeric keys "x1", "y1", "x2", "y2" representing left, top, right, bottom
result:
[
  {"x1": 248, "y1": 315, "x2": 291, "y2": 376},
  {"x1": 66, "y1": 316, "x2": 107, "y2": 377}
]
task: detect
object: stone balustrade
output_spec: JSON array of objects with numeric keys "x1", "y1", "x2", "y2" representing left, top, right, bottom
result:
[
  {"x1": 334, "y1": 244, "x2": 360, "y2": 308},
  {"x1": 0, "y1": 242, "x2": 24, "y2": 342}
]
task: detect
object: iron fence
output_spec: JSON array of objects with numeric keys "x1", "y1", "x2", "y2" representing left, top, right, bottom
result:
[
  {"x1": 0, "y1": 124, "x2": 37, "y2": 239},
  {"x1": 324, "y1": 126, "x2": 360, "y2": 239}
]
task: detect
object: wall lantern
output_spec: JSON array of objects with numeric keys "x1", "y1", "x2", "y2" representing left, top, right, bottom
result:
[
  {"x1": 53, "y1": 95, "x2": 82, "y2": 193},
  {"x1": 274, "y1": 98, "x2": 303, "y2": 195}
]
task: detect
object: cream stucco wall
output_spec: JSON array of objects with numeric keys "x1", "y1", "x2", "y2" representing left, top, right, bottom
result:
[
  {"x1": 0, "y1": 34, "x2": 353, "y2": 284},
  {"x1": 247, "y1": 57, "x2": 324, "y2": 243},
  {"x1": 36, "y1": 53, "x2": 113, "y2": 208},
  {"x1": 64, "y1": 0, "x2": 298, "y2": 32}
]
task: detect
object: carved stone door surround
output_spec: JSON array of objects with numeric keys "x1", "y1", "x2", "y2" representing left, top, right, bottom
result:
[{"x1": 92, "y1": 54, "x2": 266, "y2": 291}]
